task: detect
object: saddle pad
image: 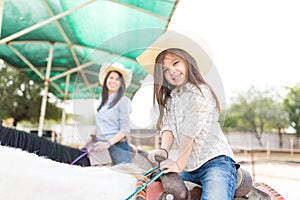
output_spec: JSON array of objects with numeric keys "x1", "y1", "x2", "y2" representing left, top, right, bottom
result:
[
  {"x1": 253, "y1": 182, "x2": 284, "y2": 200},
  {"x1": 146, "y1": 182, "x2": 164, "y2": 200}
]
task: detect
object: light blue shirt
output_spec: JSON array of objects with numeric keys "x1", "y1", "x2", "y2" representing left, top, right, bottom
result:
[{"x1": 95, "y1": 93, "x2": 132, "y2": 140}]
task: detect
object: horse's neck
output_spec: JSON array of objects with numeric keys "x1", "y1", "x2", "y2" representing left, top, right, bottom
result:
[{"x1": 111, "y1": 163, "x2": 146, "y2": 179}]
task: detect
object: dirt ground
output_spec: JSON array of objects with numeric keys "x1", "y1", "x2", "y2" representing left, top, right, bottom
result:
[{"x1": 234, "y1": 151, "x2": 300, "y2": 200}]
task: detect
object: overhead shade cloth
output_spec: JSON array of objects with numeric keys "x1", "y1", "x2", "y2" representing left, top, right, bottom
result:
[{"x1": 0, "y1": 0, "x2": 179, "y2": 100}]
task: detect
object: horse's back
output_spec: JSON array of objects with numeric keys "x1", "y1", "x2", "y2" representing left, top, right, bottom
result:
[{"x1": 0, "y1": 145, "x2": 138, "y2": 200}]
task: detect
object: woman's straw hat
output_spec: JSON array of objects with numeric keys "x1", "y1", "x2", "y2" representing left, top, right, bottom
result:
[
  {"x1": 99, "y1": 62, "x2": 132, "y2": 88},
  {"x1": 136, "y1": 30, "x2": 212, "y2": 76}
]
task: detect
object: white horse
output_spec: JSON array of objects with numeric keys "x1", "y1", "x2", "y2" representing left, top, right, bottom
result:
[
  {"x1": 0, "y1": 146, "x2": 280, "y2": 200},
  {"x1": 0, "y1": 145, "x2": 144, "y2": 200}
]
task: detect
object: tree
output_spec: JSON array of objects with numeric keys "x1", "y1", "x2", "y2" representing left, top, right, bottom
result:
[
  {"x1": 0, "y1": 62, "x2": 62, "y2": 127},
  {"x1": 284, "y1": 83, "x2": 300, "y2": 138},
  {"x1": 228, "y1": 86, "x2": 289, "y2": 147},
  {"x1": 266, "y1": 92, "x2": 289, "y2": 147},
  {"x1": 219, "y1": 109, "x2": 238, "y2": 132}
]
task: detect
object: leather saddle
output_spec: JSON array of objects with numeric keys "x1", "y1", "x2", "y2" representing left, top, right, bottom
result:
[{"x1": 158, "y1": 167, "x2": 253, "y2": 200}]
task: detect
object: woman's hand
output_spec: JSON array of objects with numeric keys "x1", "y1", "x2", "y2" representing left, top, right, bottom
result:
[
  {"x1": 91, "y1": 141, "x2": 111, "y2": 152},
  {"x1": 147, "y1": 148, "x2": 168, "y2": 163},
  {"x1": 160, "y1": 159, "x2": 183, "y2": 173}
]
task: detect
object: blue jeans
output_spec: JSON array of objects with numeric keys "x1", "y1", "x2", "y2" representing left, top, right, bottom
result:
[
  {"x1": 108, "y1": 140, "x2": 132, "y2": 165},
  {"x1": 180, "y1": 155, "x2": 238, "y2": 200}
]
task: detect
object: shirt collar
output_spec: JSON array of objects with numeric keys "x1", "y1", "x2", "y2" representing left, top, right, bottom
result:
[
  {"x1": 103, "y1": 92, "x2": 117, "y2": 107},
  {"x1": 170, "y1": 82, "x2": 193, "y2": 97},
  {"x1": 108, "y1": 92, "x2": 117, "y2": 100}
]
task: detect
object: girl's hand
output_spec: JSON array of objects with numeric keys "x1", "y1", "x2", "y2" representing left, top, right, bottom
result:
[
  {"x1": 147, "y1": 149, "x2": 168, "y2": 163},
  {"x1": 160, "y1": 159, "x2": 183, "y2": 173}
]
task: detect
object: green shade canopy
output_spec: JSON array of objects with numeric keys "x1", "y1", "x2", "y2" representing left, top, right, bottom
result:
[{"x1": 0, "y1": 0, "x2": 178, "y2": 100}]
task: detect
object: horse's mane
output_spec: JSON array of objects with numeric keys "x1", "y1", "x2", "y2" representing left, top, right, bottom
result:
[{"x1": 0, "y1": 126, "x2": 90, "y2": 166}]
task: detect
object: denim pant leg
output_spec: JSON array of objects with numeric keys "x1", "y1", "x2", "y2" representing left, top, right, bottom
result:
[
  {"x1": 109, "y1": 141, "x2": 132, "y2": 165},
  {"x1": 180, "y1": 155, "x2": 237, "y2": 200}
]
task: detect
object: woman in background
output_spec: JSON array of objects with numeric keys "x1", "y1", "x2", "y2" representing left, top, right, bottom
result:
[{"x1": 86, "y1": 62, "x2": 133, "y2": 165}]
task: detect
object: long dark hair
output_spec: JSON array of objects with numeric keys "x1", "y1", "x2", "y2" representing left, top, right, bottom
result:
[
  {"x1": 153, "y1": 48, "x2": 220, "y2": 128},
  {"x1": 97, "y1": 70, "x2": 126, "y2": 111}
]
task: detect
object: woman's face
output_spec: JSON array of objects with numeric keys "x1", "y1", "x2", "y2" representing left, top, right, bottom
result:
[
  {"x1": 105, "y1": 71, "x2": 121, "y2": 94},
  {"x1": 162, "y1": 53, "x2": 187, "y2": 87}
]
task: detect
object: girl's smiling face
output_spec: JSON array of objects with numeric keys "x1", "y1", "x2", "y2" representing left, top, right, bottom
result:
[
  {"x1": 162, "y1": 53, "x2": 188, "y2": 87},
  {"x1": 106, "y1": 71, "x2": 121, "y2": 94}
]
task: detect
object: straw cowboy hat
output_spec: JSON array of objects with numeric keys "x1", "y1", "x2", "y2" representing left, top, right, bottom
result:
[
  {"x1": 99, "y1": 62, "x2": 132, "y2": 88},
  {"x1": 136, "y1": 30, "x2": 212, "y2": 76}
]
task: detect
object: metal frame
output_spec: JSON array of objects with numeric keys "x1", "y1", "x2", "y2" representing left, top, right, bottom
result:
[
  {"x1": 0, "y1": 0, "x2": 4, "y2": 38},
  {"x1": 0, "y1": 0, "x2": 178, "y2": 138}
]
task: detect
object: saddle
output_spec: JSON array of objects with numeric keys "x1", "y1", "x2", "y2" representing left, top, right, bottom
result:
[
  {"x1": 139, "y1": 167, "x2": 253, "y2": 200},
  {"x1": 186, "y1": 167, "x2": 253, "y2": 199},
  {"x1": 235, "y1": 167, "x2": 253, "y2": 197}
]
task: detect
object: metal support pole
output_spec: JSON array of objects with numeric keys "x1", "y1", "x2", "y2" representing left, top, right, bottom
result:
[
  {"x1": 38, "y1": 43, "x2": 54, "y2": 137},
  {"x1": 60, "y1": 74, "x2": 70, "y2": 143}
]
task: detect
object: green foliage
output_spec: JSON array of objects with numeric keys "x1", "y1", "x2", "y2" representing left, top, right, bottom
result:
[
  {"x1": 0, "y1": 63, "x2": 62, "y2": 126},
  {"x1": 220, "y1": 110, "x2": 238, "y2": 132},
  {"x1": 224, "y1": 86, "x2": 290, "y2": 146},
  {"x1": 227, "y1": 87, "x2": 289, "y2": 130},
  {"x1": 284, "y1": 83, "x2": 300, "y2": 137}
]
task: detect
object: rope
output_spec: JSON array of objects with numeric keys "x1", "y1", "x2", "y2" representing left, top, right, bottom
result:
[
  {"x1": 125, "y1": 170, "x2": 165, "y2": 200},
  {"x1": 70, "y1": 149, "x2": 93, "y2": 165}
]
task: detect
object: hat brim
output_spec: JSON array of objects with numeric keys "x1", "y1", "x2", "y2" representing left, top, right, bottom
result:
[
  {"x1": 136, "y1": 31, "x2": 213, "y2": 76},
  {"x1": 99, "y1": 64, "x2": 132, "y2": 88}
]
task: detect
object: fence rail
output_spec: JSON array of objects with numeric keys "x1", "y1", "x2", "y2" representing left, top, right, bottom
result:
[{"x1": 128, "y1": 129, "x2": 300, "y2": 151}]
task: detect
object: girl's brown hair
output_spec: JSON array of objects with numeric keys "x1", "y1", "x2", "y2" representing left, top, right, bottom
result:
[{"x1": 153, "y1": 48, "x2": 220, "y2": 128}]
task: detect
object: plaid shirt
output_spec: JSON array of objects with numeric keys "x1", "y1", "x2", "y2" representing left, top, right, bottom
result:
[{"x1": 161, "y1": 82, "x2": 234, "y2": 171}]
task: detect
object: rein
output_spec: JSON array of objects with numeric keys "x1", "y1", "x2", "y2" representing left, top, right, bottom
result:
[
  {"x1": 125, "y1": 169, "x2": 165, "y2": 200},
  {"x1": 70, "y1": 148, "x2": 94, "y2": 165},
  {"x1": 125, "y1": 156, "x2": 166, "y2": 200}
]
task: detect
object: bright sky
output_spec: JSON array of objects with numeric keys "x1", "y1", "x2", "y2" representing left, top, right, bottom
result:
[
  {"x1": 68, "y1": 1, "x2": 300, "y2": 129},
  {"x1": 167, "y1": 0, "x2": 300, "y2": 100},
  {"x1": 131, "y1": 0, "x2": 300, "y2": 128}
]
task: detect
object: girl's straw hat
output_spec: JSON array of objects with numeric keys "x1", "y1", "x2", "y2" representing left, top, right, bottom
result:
[
  {"x1": 99, "y1": 62, "x2": 132, "y2": 88},
  {"x1": 136, "y1": 30, "x2": 212, "y2": 76}
]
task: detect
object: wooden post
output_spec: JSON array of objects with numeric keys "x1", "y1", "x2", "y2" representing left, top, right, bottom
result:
[
  {"x1": 244, "y1": 148, "x2": 248, "y2": 157},
  {"x1": 267, "y1": 142, "x2": 271, "y2": 159},
  {"x1": 290, "y1": 138, "x2": 294, "y2": 155},
  {"x1": 251, "y1": 149, "x2": 255, "y2": 182}
]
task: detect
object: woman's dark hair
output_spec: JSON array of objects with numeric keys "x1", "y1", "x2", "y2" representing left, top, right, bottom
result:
[
  {"x1": 97, "y1": 70, "x2": 126, "y2": 111},
  {"x1": 153, "y1": 48, "x2": 220, "y2": 128}
]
